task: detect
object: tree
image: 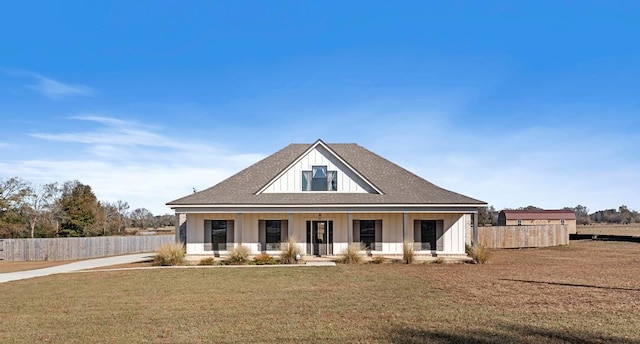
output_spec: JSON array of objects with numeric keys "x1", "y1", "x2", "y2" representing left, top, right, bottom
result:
[
  {"x1": 0, "y1": 177, "x2": 29, "y2": 237},
  {"x1": 130, "y1": 208, "x2": 153, "y2": 229},
  {"x1": 97, "y1": 201, "x2": 130, "y2": 235},
  {"x1": 478, "y1": 205, "x2": 498, "y2": 226},
  {"x1": 115, "y1": 200, "x2": 130, "y2": 232},
  {"x1": 57, "y1": 181, "x2": 99, "y2": 237},
  {"x1": 517, "y1": 205, "x2": 543, "y2": 211},
  {"x1": 619, "y1": 205, "x2": 632, "y2": 224},
  {"x1": 569, "y1": 205, "x2": 590, "y2": 225},
  {"x1": 24, "y1": 182, "x2": 58, "y2": 238}
]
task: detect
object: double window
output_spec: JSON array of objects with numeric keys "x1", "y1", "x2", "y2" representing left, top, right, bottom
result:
[
  {"x1": 204, "y1": 219, "x2": 233, "y2": 251},
  {"x1": 259, "y1": 219, "x2": 288, "y2": 251},
  {"x1": 352, "y1": 219, "x2": 381, "y2": 251},
  {"x1": 302, "y1": 166, "x2": 337, "y2": 191},
  {"x1": 359, "y1": 220, "x2": 376, "y2": 250},
  {"x1": 265, "y1": 220, "x2": 281, "y2": 251},
  {"x1": 414, "y1": 220, "x2": 444, "y2": 251},
  {"x1": 211, "y1": 220, "x2": 227, "y2": 251}
]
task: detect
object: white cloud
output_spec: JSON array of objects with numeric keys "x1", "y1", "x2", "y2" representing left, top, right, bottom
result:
[
  {"x1": 1, "y1": 112, "x2": 638, "y2": 215},
  {"x1": 2, "y1": 69, "x2": 96, "y2": 99},
  {"x1": 26, "y1": 74, "x2": 96, "y2": 99},
  {"x1": 0, "y1": 116, "x2": 264, "y2": 215},
  {"x1": 382, "y1": 122, "x2": 640, "y2": 212}
]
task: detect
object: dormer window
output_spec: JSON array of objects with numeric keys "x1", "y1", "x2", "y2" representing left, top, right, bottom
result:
[{"x1": 302, "y1": 165, "x2": 337, "y2": 191}]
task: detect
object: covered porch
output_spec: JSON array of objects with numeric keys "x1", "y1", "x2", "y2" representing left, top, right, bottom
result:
[{"x1": 176, "y1": 208, "x2": 479, "y2": 259}]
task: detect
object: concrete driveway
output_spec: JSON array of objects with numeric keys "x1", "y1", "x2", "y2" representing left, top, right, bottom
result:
[{"x1": 0, "y1": 253, "x2": 154, "y2": 284}]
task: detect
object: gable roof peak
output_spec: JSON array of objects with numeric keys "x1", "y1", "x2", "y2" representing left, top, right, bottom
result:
[{"x1": 255, "y1": 139, "x2": 383, "y2": 195}]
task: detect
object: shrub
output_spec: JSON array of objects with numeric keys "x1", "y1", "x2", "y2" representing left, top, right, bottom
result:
[
  {"x1": 153, "y1": 243, "x2": 185, "y2": 266},
  {"x1": 253, "y1": 253, "x2": 278, "y2": 265},
  {"x1": 226, "y1": 245, "x2": 251, "y2": 265},
  {"x1": 433, "y1": 257, "x2": 445, "y2": 264},
  {"x1": 465, "y1": 243, "x2": 490, "y2": 264},
  {"x1": 339, "y1": 243, "x2": 364, "y2": 264},
  {"x1": 372, "y1": 256, "x2": 386, "y2": 264},
  {"x1": 198, "y1": 257, "x2": 216, "y2": 266},
  {"x1": 402, "y1": 241, "x2": 414, "y2": 264},
  {"x1": 280, "y1": 237, "x2": 303, "y2": 264}
]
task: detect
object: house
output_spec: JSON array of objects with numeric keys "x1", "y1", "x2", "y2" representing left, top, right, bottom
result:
[
  {"x1": 167, "y1": 140, "x2": 486, "y2": 258},
  {"x1": 497, "y1": 209, "x2": 577, "y2": 234}
]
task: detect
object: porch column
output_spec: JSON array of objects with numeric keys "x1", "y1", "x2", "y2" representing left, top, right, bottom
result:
[
  {"x1": 236, "y1": 213, "x2": 243, "y2": 244},
  {"x1": 288, "y1": 213, "x2": 294, "y2": 240},
  {"x1": 473, "y1": 210, "x2": 479, "y2": 245},
  {"x1": 347, "y1": 213, "x2": 353, "y2": 243},
  {"x1": 402, "y1": 213, "x2": 409, "y2": 242},
  {"x1": 174, "y1": 213, "x2": 181, "y2": 243},
  {"x1": 402, "y1": 212, "x2": 409, "y2": 242}
]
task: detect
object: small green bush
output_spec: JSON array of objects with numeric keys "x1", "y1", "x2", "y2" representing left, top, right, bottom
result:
[
  {"x1": 226, "y1": 245, "x2": 251, "y2": 265},
  {"x1": 466, "y1": 243, "x2": 490, "y2": 264},
  {"x1": 280, "y1": 237, "x2": 303, "y2": 264},
  {"x1": 153, "y1": 243, "x2": 185, "y2": 266},
  {"x1": 198, "y1": 257, "x2": 216, "y2": 266},
  {"x1": 371, "y1": 256, "x2": 386, "y2": 264},
  {"x1": 402, "y1": 241, "x2": 414, "y2": 264},
  {"x1": 339, "y1": 243, "x2": 364, "y2": 264},
  {"x1": 253, "y1": 253, "x2": 278, "y2": 265}
]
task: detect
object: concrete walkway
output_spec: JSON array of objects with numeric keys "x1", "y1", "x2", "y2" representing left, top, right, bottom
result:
[{"x1": 0, "y1": 253, "x2": 155, "y2": 284}]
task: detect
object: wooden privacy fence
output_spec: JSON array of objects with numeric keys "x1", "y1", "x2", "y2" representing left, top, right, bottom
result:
[
  {"x1": 0, "y1": 235, "x2": 175, "y2": 262},
  {"x1": 478, "y1": 225, "x2": 568, "y2": 249}
]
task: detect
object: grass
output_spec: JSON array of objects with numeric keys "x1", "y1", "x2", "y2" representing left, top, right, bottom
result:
[
  {"x1": 252, "y1": 253, "x2": 278, "y2": 265},
  {"x1": 153, "y1": 243, "x2": 186, "y2": 266},
  {"x1": 0, "y1": 260, "x2": 70, "y2": 273},
  {"x1": 197, "y1": 257, "x2": 216, "y2": 266},
  {"x1": 577, "y1": 223, "x2": 640, "y2": 236},
  {"x1": 1, "y1": 241, "x2": 640, "y2": 343},
  {"x1": 338, "y1": 243, "x2": 365, "y2": 264},
  {"x1": 466, "y1": 243, "x2": 490, "y2": 264},
  {"x1": 402, "y1": 241, "x2": 414, "y2": 264},
  {"x1": 225, "y1": 244, "x2": 250, "y2": 265},
  {"x1": 279, "y1": 237, "x2": 303, "y2": 264}
]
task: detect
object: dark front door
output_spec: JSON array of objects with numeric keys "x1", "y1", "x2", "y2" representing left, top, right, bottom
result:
[{"x1": 306, "y1": 220, "x2": 333, "y2": 256}]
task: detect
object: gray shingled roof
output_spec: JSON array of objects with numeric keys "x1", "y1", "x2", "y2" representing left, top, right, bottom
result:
[{"x1": 167, "y1": 142, "x2": 485, "y2": 206}]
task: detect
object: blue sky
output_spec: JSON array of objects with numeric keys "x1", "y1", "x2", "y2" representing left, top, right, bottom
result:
[{"x1": 1, "y1": 1, "x2": 638, "y2": 215}]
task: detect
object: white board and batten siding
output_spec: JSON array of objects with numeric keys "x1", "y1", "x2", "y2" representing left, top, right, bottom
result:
[
  {"x1": 261, "y1": 145, "x2": 377, "y2": 193},
  {"x1": 184, "y1": 212, "x2": 468, "y2": 256}
]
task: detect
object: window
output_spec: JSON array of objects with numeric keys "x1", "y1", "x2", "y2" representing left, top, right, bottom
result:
[
  {"x1": 353, "y1": 220, "x2": 381, "y2": 251},
  {"x1": 414, "y1": 220, "x2": 444, "y2": 251},
  {"x1": 420, "y1": 220, "x2": 436, "y2": 250},
  {"x1": 302, "y1": 166, "x2": 337, "y2": 191},
  {"x1": 517, "y1": 219, "x2": 522, "y2": 226},
  {"x1": 359, "y1": 220, "x2": 375, "y2": 250},
  {"x1": 259, "y1": 219, "x2": 288, "y2": 251},
  {"x1": 211, "y1": 220, "x2": 227, "y2": 251},
  {"x1": 560, "y1": 219, "x2": 565, "y2": 225},
  {"x1": 265, "y1": 220, "x2": 281, "y2": 250}
]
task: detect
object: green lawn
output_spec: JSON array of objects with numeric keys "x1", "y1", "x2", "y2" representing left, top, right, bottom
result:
[{"x1": 1, "y1": 241, "x2": 639, "y2": 343}]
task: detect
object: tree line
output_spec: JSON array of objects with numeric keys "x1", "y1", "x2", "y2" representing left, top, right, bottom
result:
[
  {"x1": 0, "y1": 177, "x2": 174, "y2": 238},
  {"x1": 478, "y1": 205, "x2": 640, "y2": 226}
]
